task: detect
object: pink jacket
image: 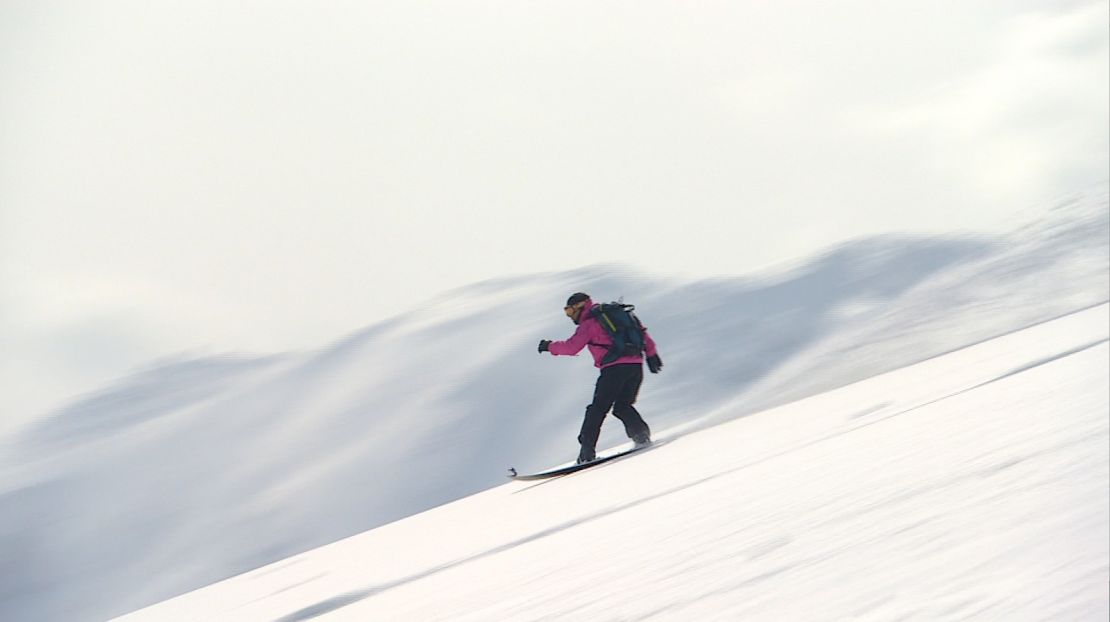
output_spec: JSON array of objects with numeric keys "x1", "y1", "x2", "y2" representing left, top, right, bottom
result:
[{"x1": 547, "y1": 299, "x2": 659, "y2": 369}]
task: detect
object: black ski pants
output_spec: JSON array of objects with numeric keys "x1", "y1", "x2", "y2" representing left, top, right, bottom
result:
[{"x1": 578, "y1": 363, "x2": 651, "y2": 457}]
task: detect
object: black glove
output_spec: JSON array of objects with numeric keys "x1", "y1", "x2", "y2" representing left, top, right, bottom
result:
[
  {"x1": 646, "y1": 354, "x2": 663, "y2": 373},
  {"x1": 538, "y1": 339, "x2": 552, "y2": 353}
]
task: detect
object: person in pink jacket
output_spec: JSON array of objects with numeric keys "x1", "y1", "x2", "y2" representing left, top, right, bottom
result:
[{"x1": 538, "y1": 292, "x2": 663, "y2": 464}]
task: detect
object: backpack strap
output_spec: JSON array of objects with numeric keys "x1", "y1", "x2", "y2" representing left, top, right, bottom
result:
[{"x1": 597, "y1": 310, "x2": 619, "y2": 333}]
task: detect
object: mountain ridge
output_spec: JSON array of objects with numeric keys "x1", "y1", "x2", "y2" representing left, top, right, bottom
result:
[{"x1": 3, "y1": 197, "x2": 1106, "y2": 622}]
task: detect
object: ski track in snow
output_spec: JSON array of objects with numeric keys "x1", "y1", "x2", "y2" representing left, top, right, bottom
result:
[{"x1": 118, "y1": 304, "x2": 1109, "y2": 622}]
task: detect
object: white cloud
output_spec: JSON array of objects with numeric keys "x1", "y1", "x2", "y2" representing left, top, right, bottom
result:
[
  {"x1": 1, "y1": 0, "x2": 1106, "y2": 426},
  {"x1": 865, "y1": 3, "x2": 1108, "y2": 203}
]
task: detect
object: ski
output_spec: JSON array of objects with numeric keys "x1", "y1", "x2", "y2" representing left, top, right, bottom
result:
[{"x1": 508, "y1": 442, "x2": 660, "y2": 481}]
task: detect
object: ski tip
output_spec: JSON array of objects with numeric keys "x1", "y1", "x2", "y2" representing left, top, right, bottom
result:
[{"x1": 507, "y1": 467, "x2": 517, "y2": 478}]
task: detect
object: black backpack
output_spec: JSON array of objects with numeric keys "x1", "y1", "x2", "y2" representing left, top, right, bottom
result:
[{"x1": 590, "y1": 302, "x2": 646, "y2": 364}]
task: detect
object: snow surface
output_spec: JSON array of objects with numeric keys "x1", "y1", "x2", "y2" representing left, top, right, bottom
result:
[
  {"x1": 1, "y1": 194, "x2": 1107, "y2": 621},
  {"x1": 118, "y1": 304, "x2": 1110, "y2": 621}
]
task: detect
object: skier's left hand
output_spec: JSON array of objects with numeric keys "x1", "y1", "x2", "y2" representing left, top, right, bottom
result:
[{"x1": 538, "y1": 339, "x2": 552, "y2": 353}]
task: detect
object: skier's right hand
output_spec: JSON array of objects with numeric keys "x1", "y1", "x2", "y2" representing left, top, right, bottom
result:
[
  {"x1": 538, "y1": 339, "x2": 552, "y2": 353},
  {"x1": 646, "y1": 354, "x2": 663, "y2": 373}
]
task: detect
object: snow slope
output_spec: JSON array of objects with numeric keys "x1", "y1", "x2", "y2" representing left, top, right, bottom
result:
[
  {"x1": 2, "y1": 193, "x2": 1107, "y2": 621},
  {"x1": 119, "y1": 303, "x2": 1110, "y2": 621}
]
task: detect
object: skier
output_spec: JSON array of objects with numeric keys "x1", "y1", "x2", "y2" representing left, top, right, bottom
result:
[{"x1": 538, "y1": 292, "x2": 663, "y2": 464}]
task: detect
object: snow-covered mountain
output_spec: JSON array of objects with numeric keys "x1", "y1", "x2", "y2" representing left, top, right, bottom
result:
[
  {"x1": 118, "y1": 303, "x2": 1110, "y2": 621},
  {"x1": 2, "y1": 193, "x2": 1107, "y2": 622}
]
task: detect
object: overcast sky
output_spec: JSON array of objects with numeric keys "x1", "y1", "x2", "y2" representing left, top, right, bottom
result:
[{"x1": 1, "y1": 0, "x2": 1107, "y2": 428}]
